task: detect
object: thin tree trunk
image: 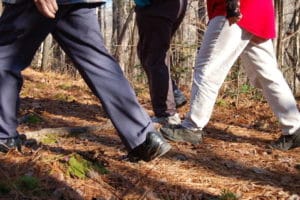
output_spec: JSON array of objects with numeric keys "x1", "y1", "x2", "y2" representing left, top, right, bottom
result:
[
  {"x1": 275, "y1": 0, "x2": 284, "y2": 66},
  {"x1": 113, "y1": 7, "x2": 135, "y2": 61},
  {"x1": 0, "y1": 2, "x2": 2, "y2": 15},
  {"x1": 127, "y1": 19, "x2": 137, "y2": 80},
  {"x1": 41, "y1": 35, "x2": 53, "y2": 71},
  {"x1": 112, "y1": 0, "x2": 126, "y2": 49}
]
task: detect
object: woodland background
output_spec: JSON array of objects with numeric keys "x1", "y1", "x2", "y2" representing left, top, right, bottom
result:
[
  {"x1": 0, "y1": 1, "x2": 300, "y2": 200},
  {"x1": 0, "y1": 0, "x2": 299, "y2": 96}
]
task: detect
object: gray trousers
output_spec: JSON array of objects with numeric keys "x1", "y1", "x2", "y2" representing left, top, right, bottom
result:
[
  {"x1": 0, "y1": 2, "x2": 154, "y2": 150},
  {"x1": 135, "y1": 0, "x2": 187, "y2": 117}
]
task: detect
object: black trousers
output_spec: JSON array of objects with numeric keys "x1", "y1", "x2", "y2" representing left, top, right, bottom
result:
[{"x1": 136, "y1": 0, "x2": 187, "y2": 117}]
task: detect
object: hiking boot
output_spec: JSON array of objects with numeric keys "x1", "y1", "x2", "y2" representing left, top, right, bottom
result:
[
  {"x1": 127, "y1": 131, "x2": 171, "y2": 162},
  {"x1": 271, "y1": 129, "x2": 300, "y2": 150},
  {"x1": 160, "y1": 125, "x2": 203, "y2": 145},
  {"x1": 151, "y1": 113, "x2": 181, "y2": 125},
  {"x1": 173, "y1": 89, "x2": 187, "y2": 108},
  {"x1": 0, "y1": 137, "x2": 22, "y2": 153}
]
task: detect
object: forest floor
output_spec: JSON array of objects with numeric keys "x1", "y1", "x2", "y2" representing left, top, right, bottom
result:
[{"x1": 0, "y1": 68, "x2": 299, "y2": 200}]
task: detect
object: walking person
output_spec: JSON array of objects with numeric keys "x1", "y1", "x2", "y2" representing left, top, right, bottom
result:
[
  {"x1": 0, "y1": 0, "x2": 171, "y2": 161},
  {"x1": 134, "y1": 0, "x2": 188, "y2": 125},
  {"x1": 161, "y1": 0, "x2": 300, "y2": 150}
]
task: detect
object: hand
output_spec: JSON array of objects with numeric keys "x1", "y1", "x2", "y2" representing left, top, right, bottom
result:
[{"x1": 34, "y1": 0, "x2": 58, "y2": 19}]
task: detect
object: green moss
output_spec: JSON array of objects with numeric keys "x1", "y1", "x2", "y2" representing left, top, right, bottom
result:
[
  {"x1": 24, "y1": 113, "x2": 43, "y2": 124},
  {"x1": 216, "y1": 99, "x2": 227, "y2": 107},
  {"x1": 240, "y1": 84, "x2": 252, "y2": 94},
  {"x1": 58, "y1": 83, "x2": 73, "y2": 90},
  {"x1": 54, "y1": 93, "x2": 75, "y2": 102},
  {"x1": 66, "y1": 154, "x2": 109, "y2": 179},
  {"x1": 41, "y1": 134, "x2": 58, "y2": 144},
  {"x1": 15, "y1": 175, "x2": 39, "y2": 191},
  {"x1": 67, "y1": 155, "x2": 88, "y2": 179},
  {"x1": 94, "y1": 163, "x2": 109, "y2": 175},
  {"x1": 0, "y1": 181, "x2": 10, "y2": 195},
  {"x1": 219, "y1": 189, "x2": 238, "y2": 200}
]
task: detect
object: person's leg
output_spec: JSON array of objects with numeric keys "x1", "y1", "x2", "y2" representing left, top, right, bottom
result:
[
  {"x1": 241, "y1": 40, "x2": 300, "y2": 149},
  {"x1": 136, "y1": 0, "x2": 184, "y2": 118},
  {"x1": 0, "y1": 3, "x2": 56, "y2": 139},
  {"x1": 51, "y1": 6, "x2": 169, "y2": 154},
  {"x1": 171, "y1": 0, "x2": 187, "y2": 37},
  {"x1": 0, "y1": 2, "x2": 57, "y2": 152},
  {"x1": 172, "y1": 79, "x2": 187, "y2": 108},
  {"x1": 161, "y1": 16, "x2": 252, "y2": 143},
  {"x1": 182, "y1": 16, "x2": 252, "y2": 129}
]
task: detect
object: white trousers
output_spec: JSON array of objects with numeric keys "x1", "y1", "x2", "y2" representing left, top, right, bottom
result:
[{"x1": 182, "y1": 16, "x2": 300, "y2": 135}]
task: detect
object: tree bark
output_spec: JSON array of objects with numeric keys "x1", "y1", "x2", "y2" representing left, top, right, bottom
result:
[
  {"x1": 0, "y1": 2, "x2": 2, "y2": 15},
  {"x1": 41, "y1": 35, "x2": 53, "y2": 71}
]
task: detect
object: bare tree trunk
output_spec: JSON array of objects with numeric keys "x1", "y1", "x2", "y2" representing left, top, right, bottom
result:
[
  {"x1": 127, "y1": 19, "x2": 137, "y2": 81},
  {"x1": 98, "y1": 5, "x2": 108, "y2": 46},
  {"x1": 197, "y1": 0, "x2": 207, "y2": 44},
  {"x1": 0, "y1": 2, "x2": 3, "y2": 15},
  {"x1": 112, "y1": 0, "x2": 126, "y2": 48},
  {"x1": 288, "y1": 0, "x2": 300, "y2": 95},
  {"x1": 275, "y1": 0, "x2": 300, "y2": 96},
  {"x1": 41, "y1": 35, "x2": 53, "y2": 71},
  {"x1": 275, "y1": 0, "x2": 284, "y2": 65},
  {"x1": 113, "y1": 7, "x2": 135, "y2": 61}
]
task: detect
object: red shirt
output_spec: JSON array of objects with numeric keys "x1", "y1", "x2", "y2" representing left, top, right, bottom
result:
[{"x1": 207, "y1": 0, "x2": 276, "y2": 39}]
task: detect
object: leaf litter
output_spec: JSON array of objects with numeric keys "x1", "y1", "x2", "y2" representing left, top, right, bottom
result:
[{"x1": 0, "y1": 68, "x2": 299, "y2": 200}]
